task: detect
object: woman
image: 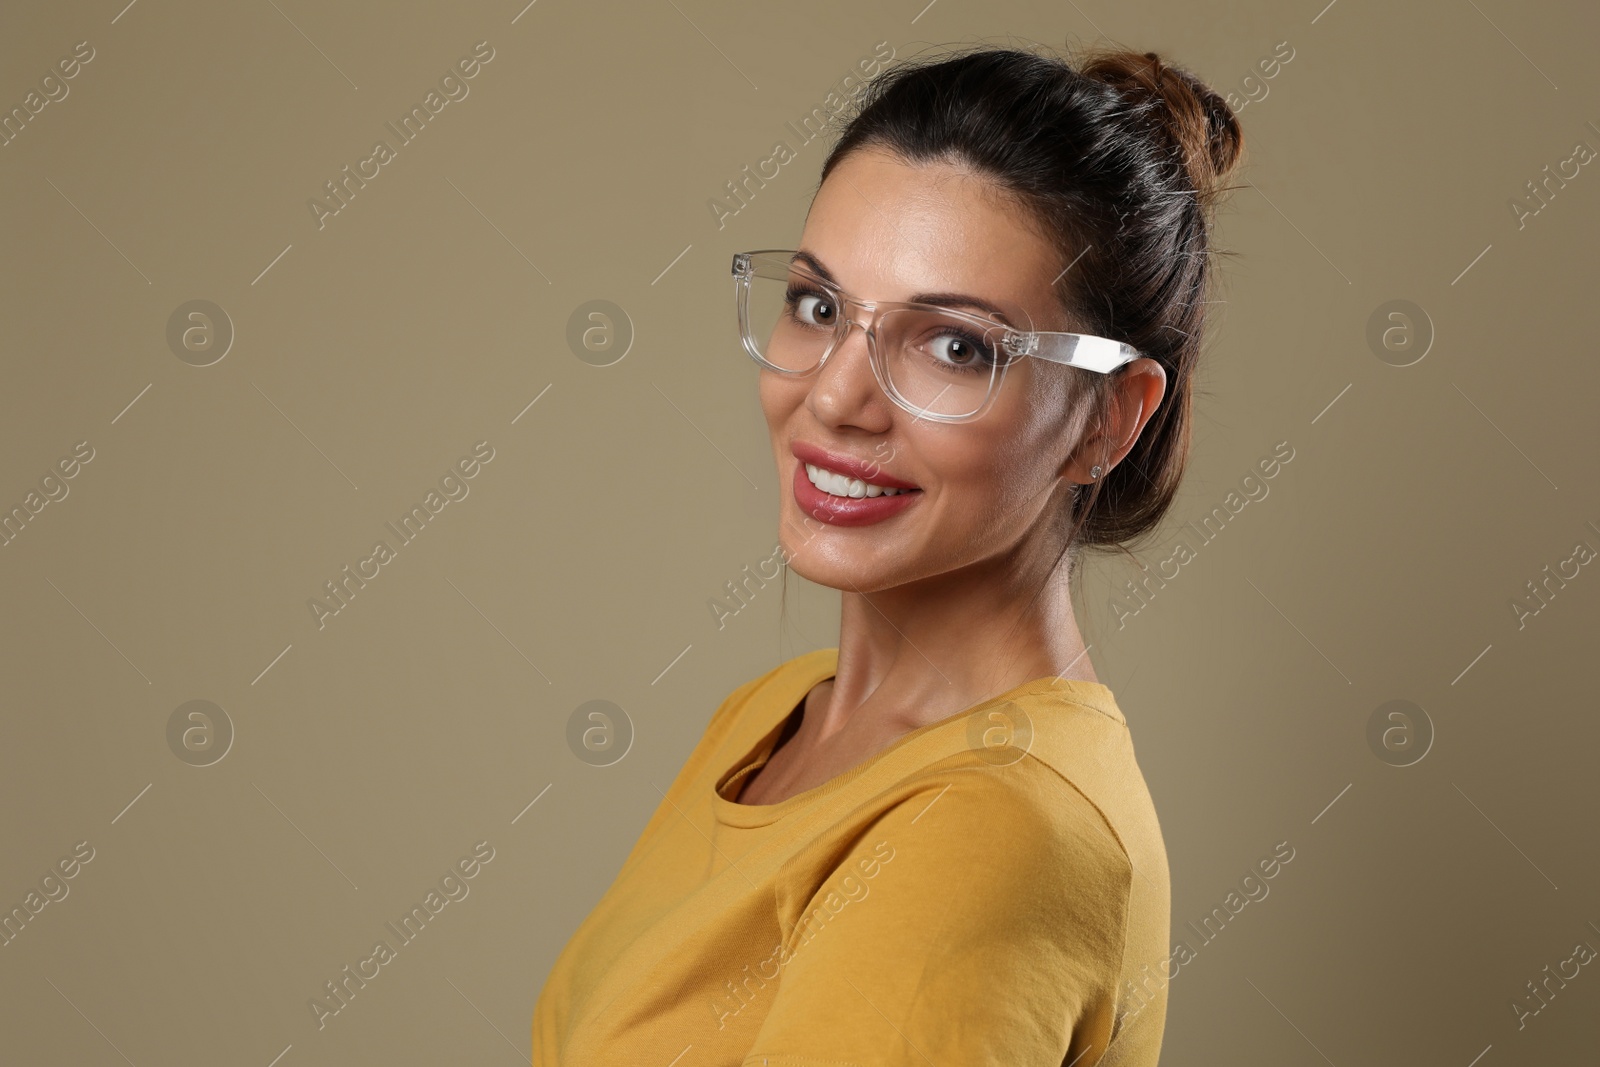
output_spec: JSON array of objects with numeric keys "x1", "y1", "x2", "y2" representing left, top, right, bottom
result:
[{"x1": 533, "y1": 42, "x2": 1244, "y2": 1066}]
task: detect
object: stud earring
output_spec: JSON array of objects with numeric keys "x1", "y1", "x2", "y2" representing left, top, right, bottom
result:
[{"x1": 1089, "y1": 464, "x2": 1103, "y2": 480}]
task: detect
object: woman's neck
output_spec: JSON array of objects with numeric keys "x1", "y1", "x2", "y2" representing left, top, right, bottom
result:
[{"x1": 810, "y1": 557, "x2": 1093, "y2": 743}]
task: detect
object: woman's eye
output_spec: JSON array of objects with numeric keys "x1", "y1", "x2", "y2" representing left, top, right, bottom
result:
[
  {"x1": 786, "y1": 289, "x2": 835, "y2": 326},
  {"x1": 929, "y1": 331, "x2": 996, "y2": 367}
]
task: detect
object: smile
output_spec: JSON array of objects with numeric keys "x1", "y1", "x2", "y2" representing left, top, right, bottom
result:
[
  {"x1": 803, "y1": 463, "x2": 913, "y2": 498},
  {"x1": 788, "y1": 440, "x2": 922, "y2": 527}
]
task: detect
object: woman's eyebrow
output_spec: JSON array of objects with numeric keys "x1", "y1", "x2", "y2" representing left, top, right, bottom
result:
[{"x1": 794, "y1": 248, "x2": 1023, "y2": 326}]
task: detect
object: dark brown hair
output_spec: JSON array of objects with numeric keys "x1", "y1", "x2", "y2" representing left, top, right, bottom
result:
[{"x1": 818, "y1": 42, "x2": 1245, "y2": 568}]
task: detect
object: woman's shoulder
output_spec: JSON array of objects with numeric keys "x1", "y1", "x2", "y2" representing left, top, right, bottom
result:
[
  {"x1": 893, "y1": 750, "x2": 1138, "y2": 876},
  {"x1": 878, "y1": 686, "x2": 1168, "y2": 890}
]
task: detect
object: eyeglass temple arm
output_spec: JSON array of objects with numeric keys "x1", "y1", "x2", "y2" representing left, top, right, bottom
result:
[{"x1": 1021, "y1": 331, "x2": 1141, "y2": 374}]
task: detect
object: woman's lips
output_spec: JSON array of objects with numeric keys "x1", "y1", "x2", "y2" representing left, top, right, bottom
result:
[
  {"x1": 792, "y1": 461, "x2": 922, "y2": 527},
  {"x1": 790, "y1": 440, "x2": 919, "y2": 489}
]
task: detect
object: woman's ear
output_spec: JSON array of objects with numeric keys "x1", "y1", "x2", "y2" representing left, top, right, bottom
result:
[{"x1": 1062, "y1": 358, "x2": 1168, "y2": 482}]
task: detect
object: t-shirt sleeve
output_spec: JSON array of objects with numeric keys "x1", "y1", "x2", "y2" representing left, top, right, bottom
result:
[{"x1": 741, "y1": 762, "x2": 1134, "y2": 1067}]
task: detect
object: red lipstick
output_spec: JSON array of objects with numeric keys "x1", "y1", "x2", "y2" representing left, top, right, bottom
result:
[{"x1": 790, "y1": 441, "x2": 922, "y2": 527}]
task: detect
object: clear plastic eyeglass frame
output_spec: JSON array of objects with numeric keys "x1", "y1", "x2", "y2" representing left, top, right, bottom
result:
[{"x1": 732, "y1": 249, "x2": 1143, "y2": 424}]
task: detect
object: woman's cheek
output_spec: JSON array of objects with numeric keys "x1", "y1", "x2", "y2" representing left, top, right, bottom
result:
[{"x1": 758, "y1": 371, "x2": 806, "y2": 428}]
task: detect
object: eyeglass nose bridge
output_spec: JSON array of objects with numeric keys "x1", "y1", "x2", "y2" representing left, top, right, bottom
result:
[
  {"x1": 800, "y1": 296, "x2": 913, "y2": 421},
  {"x1": 815, "y1": 294, "x2": 889, "y2": 370}
]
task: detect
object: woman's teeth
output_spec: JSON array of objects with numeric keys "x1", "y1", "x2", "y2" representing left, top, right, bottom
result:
[{"x1": 804, "y1": 462, "x2": 912, "y2": 498}]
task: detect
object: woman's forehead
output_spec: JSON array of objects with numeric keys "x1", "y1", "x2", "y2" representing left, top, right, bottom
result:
[{"x1": 802, "y1": 148, "x2": 1067, "y2": 324}]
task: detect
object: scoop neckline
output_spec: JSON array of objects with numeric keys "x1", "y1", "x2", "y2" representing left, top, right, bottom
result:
[{"x1": 710, "y1": 648, "x2": 1122, "y2": 827}]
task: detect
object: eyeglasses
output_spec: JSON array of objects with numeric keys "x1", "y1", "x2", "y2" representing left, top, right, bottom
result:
[{"x1": 732, "y1": 249, "x2": 1141, "y2": 423}]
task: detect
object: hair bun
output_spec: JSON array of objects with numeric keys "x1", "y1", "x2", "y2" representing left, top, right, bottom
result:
[{"x1": 1079, "y1": 48, "x2": 1245, "y2": 212}]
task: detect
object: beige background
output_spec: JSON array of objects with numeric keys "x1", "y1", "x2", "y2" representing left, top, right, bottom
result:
[{"x1": 2, "y1": 0, "x2": 1597, "y2": 1063}]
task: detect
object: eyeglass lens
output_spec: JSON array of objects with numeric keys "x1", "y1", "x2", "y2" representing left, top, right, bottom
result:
[{"x1": 742, "y1": 259, "x2": 1007, "y2": 420}]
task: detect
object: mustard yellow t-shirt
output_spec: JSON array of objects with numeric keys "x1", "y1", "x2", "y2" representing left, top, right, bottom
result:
[{"x1": 531, "y1": 647, "x2": 1170, "y2": 1066}]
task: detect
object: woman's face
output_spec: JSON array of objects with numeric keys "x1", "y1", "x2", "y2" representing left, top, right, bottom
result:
[{"x1": 760, "y1": 145, "x2": 1097, "y2": 593}]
